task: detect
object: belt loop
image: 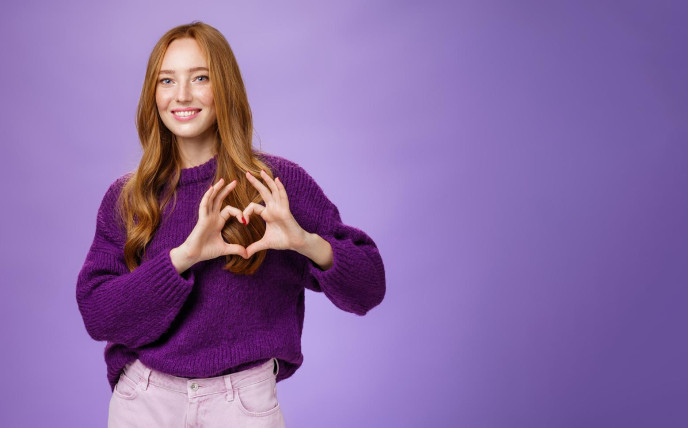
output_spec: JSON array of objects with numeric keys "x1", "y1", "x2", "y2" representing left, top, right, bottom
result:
[
  {"x1": 224, "y1": 374, "x2": 234, "y2": 402},
  {"x1": 141, "y1": 366, "x2": 152, "y2": 391}
]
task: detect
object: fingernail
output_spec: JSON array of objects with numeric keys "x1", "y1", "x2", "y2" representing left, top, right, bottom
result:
[
  {"x1": 275, "y1": 177, "x2": 280, "y2": 182},
  {"x1": 208, "y1": 185, "x2": 212, "y2": 190},
  {"x1": 241, "y1": 217, "x2": 247, "y2": 225}
]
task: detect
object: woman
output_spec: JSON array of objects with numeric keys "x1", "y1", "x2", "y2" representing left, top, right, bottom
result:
[{"x1": 76, "y1": 21, "x2": 386, "y2": 427}]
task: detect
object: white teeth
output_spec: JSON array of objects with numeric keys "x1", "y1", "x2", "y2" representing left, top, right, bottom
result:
[{"x1": 173, "y1": 110, "x2": 199, "y2": 117}]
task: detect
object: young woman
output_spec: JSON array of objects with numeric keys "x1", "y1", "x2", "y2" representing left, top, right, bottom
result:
[{"x1": 76, "y1": 21, "x2": 386, "y2": 427}]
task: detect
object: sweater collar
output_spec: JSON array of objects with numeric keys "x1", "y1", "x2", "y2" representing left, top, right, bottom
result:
[{"x1": 179, "y1": 154, "x2": 217, "y2": 185}]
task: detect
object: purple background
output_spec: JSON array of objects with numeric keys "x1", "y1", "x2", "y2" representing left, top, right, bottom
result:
[{"x1": 1, "y1": 1, "x2": 687, "y2": 427}]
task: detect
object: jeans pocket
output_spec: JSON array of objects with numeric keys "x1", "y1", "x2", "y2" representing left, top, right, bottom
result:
[
  {"x1": 235, "y1": 376, "x2": 281, "y2": 417},
  {"x1": 113, "y1": 372, "x2": 139, "y2": 400}
]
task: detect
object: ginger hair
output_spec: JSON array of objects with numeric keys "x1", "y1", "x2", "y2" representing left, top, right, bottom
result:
[{"x1": 117, "y1": 21, "x2": 272, "y2": 275}]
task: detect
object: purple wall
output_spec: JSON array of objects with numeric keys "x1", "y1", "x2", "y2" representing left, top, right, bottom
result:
[{"x1": 1, "y1": 1, "x2": 686, "y2": 426}]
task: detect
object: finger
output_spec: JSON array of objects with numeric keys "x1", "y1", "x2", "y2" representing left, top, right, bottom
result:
[
  {"x1": 246, "y1": 239, "x2": 269, "y2": 258},
  {"x1": 205, "y1": 178, "x2": 225, "y2": 216},
  {"x1": 246, "y1": 170, "x2": 273, "y2": 204},
  {"x1": 242, "y1": 202, "x2": 265, "y2": 225},
  {"x1": 224, "y1": 243, "x2": 248, "y2": 259},
  {"x1": 220, "y1": 203, "x2": 243, "y2": 222},
  {"x1": 200, "y1": 181, "x2": 217, "y2": 217},
  {"x1": 260, "y1": 169, "x2": 280, "y2": 200},
  {"x1": 213, "y1": 180, "x2": 236, "y2": 213},
  {"x1": 274, "y1": 177, "x2": 289, "y2": 205}
]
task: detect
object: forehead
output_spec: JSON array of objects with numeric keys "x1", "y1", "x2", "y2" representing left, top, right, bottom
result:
[{"x1": 160, "y1": 38, "x2": 207, "y2": 70}]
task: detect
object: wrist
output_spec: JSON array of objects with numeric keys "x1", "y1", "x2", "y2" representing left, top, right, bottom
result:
[
  {"x1": 294, "y1": 231, "x2": 333, "y2": 271},
  {"x1": 170, "y1": 245, "x2": 197, "y2": 274},
  {"x1": 291, "y1": 229, "x2": 312, "y2": 254}
]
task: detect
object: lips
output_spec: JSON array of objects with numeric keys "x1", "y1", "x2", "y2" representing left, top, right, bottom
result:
[{"x1": 171, "y1": 108, "x2": 201, "y2": 120}]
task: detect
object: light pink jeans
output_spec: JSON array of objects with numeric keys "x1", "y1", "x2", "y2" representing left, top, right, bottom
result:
[{"x1": 108, "y1": 358, "x2": 286, "y2": 427}]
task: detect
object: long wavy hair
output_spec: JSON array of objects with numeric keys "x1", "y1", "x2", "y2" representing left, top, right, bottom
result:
[{"x1": 116, "y1": 21, "x2": 273, "y2": 275}]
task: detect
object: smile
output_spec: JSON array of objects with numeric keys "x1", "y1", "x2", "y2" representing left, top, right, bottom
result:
[{"x1": 172, "y1": 109, "x2": 201, "y2": 120}]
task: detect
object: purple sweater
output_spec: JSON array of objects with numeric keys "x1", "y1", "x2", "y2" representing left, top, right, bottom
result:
[{"x1": 76, "y1": 153, "x2": 385, "y2": 391}]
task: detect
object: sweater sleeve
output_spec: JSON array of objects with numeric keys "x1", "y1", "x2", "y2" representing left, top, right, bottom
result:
[
  {"x1": 75, "y1": 176, "x2": 195, "y2": 348},
  {"x1": 277, "y1": 158, "x2": 386, "y2": 316}
]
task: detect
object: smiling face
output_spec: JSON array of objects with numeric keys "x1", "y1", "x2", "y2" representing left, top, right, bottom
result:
[{"x1": 156, "y1": 38, "x2": 217, "y2": 147}]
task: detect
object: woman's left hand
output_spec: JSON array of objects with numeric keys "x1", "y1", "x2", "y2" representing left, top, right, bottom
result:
[{"x1": 242, "y1": 170, "x2": 308, "y2": 258}]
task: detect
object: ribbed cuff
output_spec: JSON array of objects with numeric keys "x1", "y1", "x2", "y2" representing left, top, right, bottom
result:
[
  {"x1": 79, "y1": 248, "x2": 196, "y2": 349},
  {"x1": 307, "y1": 233, "x2": 348, "y2": 285},
  {"x1": 140, "y1": 249, "x2": 195, "y2": 305},
  {"x1": 306, "y1": 234, "x2": 382, "y2": 315}
]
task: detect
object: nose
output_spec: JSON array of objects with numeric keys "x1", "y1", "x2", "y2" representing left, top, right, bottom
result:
[{"x1": 176, "y1": 81, "x2": 192, "y2": 103}]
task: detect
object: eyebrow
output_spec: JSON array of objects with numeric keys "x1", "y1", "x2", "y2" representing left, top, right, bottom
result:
[{"x1": 158, "y1": 67, "x2": 209, "y2": 75}]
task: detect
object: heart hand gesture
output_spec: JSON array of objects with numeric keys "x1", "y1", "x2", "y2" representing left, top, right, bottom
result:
[
  {"x1": 171, "y1": 170, "x2": 314, "y2": 275},
  {"x1": 242, "y1": 170, "x2": 307, "y2": 258},
  {"x1": 179, "y1": 178, "x2": 248, "y2": 265}
]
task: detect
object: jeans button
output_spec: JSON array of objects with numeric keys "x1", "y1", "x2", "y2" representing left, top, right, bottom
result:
[{"x1": 190, "y1": 382, "x2": 199, "y2": 391}]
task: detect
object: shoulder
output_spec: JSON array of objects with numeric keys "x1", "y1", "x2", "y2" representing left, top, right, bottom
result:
[
  {"x1": 91, "y1": 172, "x2": 133, "y2": 247},
  {"x1": 112, "y1": 172, "x2": 134, "y2": 192},
  {"x1": 254, "y1": 151, "x2": 320, "y2": 188},
  {"x1": 255, "y1": 151, "x2": 306, "y2": 175},
  {"x1": 255, "y1": 151, "x2": 338, "y2": 231},
  {"x1": 99, "y1": 172, "x2": 134, "y2": 213}
]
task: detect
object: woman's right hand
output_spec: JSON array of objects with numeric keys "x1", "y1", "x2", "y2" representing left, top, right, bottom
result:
[{"x1": 170, "y1": 178, "x2": 247, "y2": 274}]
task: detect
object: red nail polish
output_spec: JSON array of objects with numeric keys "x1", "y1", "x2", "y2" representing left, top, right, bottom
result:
[{"x1": 241, "y1": 217, "x2": 247, "y2": 225}]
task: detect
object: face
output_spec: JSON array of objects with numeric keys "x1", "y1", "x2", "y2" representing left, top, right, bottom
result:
[{"x1": 156, "y1": 38, "x2": 217, "y2": 146}]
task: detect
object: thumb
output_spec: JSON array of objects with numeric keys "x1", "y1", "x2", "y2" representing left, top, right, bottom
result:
[
  {"x1": 224, "y1": 243, "x2": 248, "y2": 259},
  {"x1": 246, "y1": 239, "x2": 269, "y2": 259}
]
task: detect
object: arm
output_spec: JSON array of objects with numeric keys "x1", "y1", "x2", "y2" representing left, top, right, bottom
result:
[
  {"x1": 292, "y1": 231, "x2": 333, "y2": 271},
  {"x1": 281, "y1": 160, "x2": 386, "y2": 316},
  {"x1": 75, "y1": 179, "x2": 195, "y2": 348}
]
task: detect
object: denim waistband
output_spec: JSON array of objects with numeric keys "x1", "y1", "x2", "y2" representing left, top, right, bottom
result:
[{"x1": 121, "y1": 358, "x2": 278, "y2": 398}]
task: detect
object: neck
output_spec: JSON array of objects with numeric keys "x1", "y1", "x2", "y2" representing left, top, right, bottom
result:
[{"x1": 176, "y1": 130, "x2": 217, "y2": 169}]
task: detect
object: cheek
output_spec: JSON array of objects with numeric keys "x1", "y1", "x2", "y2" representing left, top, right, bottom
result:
[
  {"x1": 197, "y1": 87, "x2": 214, "y2": 107},
  {"x1": 155, "y1": 88, "x2": 175, "y2": 110},
  {"x1": 155, "y1": 90, "x2": 169, "y2": 111}
]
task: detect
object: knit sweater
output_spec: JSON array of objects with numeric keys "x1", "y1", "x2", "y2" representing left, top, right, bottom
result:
[{"x1": 76, "y1": 153, "x2": 386, "y2": 391}]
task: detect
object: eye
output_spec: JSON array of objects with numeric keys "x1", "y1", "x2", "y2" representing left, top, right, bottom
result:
[
  {"x1": 195, "y1": 75, "x2": 209, "y2": 82},
  {"x1": 159, "y1": 78, "x2": 172, "y2": 85}
]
